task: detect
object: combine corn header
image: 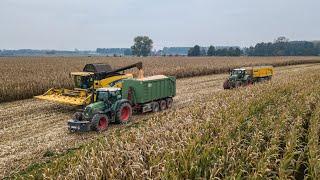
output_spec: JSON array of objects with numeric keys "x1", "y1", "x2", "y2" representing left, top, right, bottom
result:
[{"x1": 35, "y1": 62, "x2": 144, "y2": 106}]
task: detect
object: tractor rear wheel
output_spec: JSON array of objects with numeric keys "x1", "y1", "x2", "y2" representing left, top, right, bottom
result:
[
  {"x1": 116, "y1": 102, "x2": 132, "y2": 124},
  {"x1": 235, "y1": 81, "x2": 241, "y2": 88},
  {"x1": 247, "y1": 81, "x2": 253, "y2": 86},
  {"x1": 166, "y1": 98, "x2": 173, "y2": 109},
  {"x1": 152, "y1": 102, "x2": 160, "y2": 112},
  {"x1": 159, "y1": 100, "x2": 167, "y2": 111},
  {"x1": 223, "y1": 80, "x2": 231, "y2": 89},
  {"x1": 91, "y1": 114, "x2": 109, "y2": 132}
]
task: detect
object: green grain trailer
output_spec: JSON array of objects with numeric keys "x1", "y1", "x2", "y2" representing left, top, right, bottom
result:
[{"x1": 122, "y1": 75, "x2": 176, "y2": 112}]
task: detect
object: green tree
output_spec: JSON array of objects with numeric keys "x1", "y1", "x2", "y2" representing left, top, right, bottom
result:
[
  {"x1": 314, "y1": 41, "x2": 320, "y2": 55},
  {"x1": 274, "y1": 36, "x2": 289, "y2": 43},
  {"x1": 131, "y1": 36, "x2": 153, "y2": 57},
  {"x1": 188, "y1": 45, "x2": 201, "y2": 56},
  {"x1": 200, "y1": 48, "x2": 207, "y2": 56},
  {"x1": 207, "y1": 46, "x2": 215, "y2": 56}
]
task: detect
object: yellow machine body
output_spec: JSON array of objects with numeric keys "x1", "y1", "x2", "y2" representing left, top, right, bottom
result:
[
  {"x1": 35, "y1": 73, "x2": 133, "y2": 106},
  {"x1": 244, "y1": 66, "x2": 274, "y2": 78}
]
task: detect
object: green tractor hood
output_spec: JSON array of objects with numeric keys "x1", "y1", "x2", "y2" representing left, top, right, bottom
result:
[
  {"x1": 83, "y1": 101, "x2": 106, "y2": 119},
  {"x1": 228, "y1": 75, "x2": 238, "y2": 81}
]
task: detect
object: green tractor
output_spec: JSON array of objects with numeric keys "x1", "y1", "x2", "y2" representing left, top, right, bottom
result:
[
  {"x1": 68, "y1": 75, "x2": 176, "y2": 132},
  {"x1": 223, "y1": 66, "x2": 274, "y2": 89},
  {"x1": 223, "y1": 68, "x2": 253, "y2": 89},
  {"x1": 68, "y1": 87, "x2": 132, "y2": 132}
]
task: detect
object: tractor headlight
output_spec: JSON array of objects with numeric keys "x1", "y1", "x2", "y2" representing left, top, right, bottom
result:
[{"x1": 84, "y1": 107, "x2": 92, "y2": 116}]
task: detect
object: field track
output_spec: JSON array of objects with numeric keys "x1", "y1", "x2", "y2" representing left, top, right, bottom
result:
[{"x1": 0, "y1": 63, "x2": 319, "y2": 177}]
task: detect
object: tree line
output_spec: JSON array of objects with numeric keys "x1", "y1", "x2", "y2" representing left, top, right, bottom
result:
[
  {"x1": 187, "y1": 38, "x2": 320, "y2": 57},
  {"x1": 129, "y1": 36, "x2": 319, "y2": 57},
  {"x1": 245, "y1": 37, "x2": 320, "y2": 56},
  {"x1": 188, "y1": 45, "x2": 242, "y2": 57}
]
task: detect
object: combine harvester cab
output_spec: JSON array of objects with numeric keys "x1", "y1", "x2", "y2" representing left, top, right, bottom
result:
[
  {"x1": 35, "y1": 62, "x2": 143, "y2": 107},
  {"x1": 223, "y1": 66, "x2": 273, "y2": 89}
]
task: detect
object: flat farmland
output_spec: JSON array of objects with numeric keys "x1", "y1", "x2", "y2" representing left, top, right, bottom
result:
[
  {"x1": 1, "y1": 56, "x2": 320, "y2": 102},
  {"x1": 0, "y1": 63, "x2": 319, "y2": 179}
]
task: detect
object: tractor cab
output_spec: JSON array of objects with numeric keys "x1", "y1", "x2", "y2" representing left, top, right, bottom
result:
[
  {"x1": 82, "y1": 87, "x2": 122, "y2": 120},
  {"x1": 230, "y1": 68, "x2": 247, "y2": 80},
  {"x1": 96, "y1": 87, "x2": 122, "y2": 104},
  {"x1": 70, "y1": 72, "x2": 95, "y2": 89}
]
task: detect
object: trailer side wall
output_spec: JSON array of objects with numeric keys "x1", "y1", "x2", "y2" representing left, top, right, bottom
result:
[
  {"x1": 122, "y1": 75, "x2": 176, "y2": 104},
  {"x1": 245, "y1": 66, "x2": 274, "y2": 78}
]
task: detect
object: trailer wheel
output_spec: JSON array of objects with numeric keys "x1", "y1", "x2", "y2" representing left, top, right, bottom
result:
[
  {"x1": 92, "y1": 114, "x2": 109, "y2": 132},
  {"x1": 152, "y1": 102, "x2": 160, "y2": 112},
  {"x1": 159, "y1": 100, "x2": 167, "y2": 111},
  {"x1": 116, "y1": 102, "x2": 132, "y2": 124},
  {"x1": 166, "y1": 98, "x2": 173, "y2": 109}
]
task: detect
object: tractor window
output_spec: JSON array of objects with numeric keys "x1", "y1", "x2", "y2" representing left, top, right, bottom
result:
[
  {"x1": 231, "y1": 70, "x2": 246, "y2": 75},
  {"x1": 108, "y1": 91, "x2": 120, "y2": 102},
  {"x1": 97, "y1": 91, "x2": 109, "y2": 102},
  {"x1": 232, "y1": 70, "x2": 243, "y2": 75}
]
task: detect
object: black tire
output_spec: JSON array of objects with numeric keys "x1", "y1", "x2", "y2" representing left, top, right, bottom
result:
[
  {"x1": 247, "y1": 80, "x2": 254, "y2": 86},
  {"x1": 257, "y1": 78, "x2": 264, "y2": 82},
  {"x1": 116, "y1": 102, "x2": 132, "y2": 124},
  {"x1": 152, "y1": 102, "x2": 160, "y2": 112},
  {"x1": 267, "y1": 76, "x2": 272, "y2": 81},
  {"x1": 159, "y1": 100, "x2": 167, "y2": 111},
  {"x1": 73, "y1": 112, "x2": 83, "y2": 121},
  {"x1": 91, "y1": 114, "x2": 109, "y2": 132},
  {"x1": 235, "y1": 81, "x2": 241, "y2": 88},
  {"x1": 166, "y1": 98, "x2": 173, "y2": 109},
  {"x1": 223, "y1": 80, "x2": 231, "y2": 89}
]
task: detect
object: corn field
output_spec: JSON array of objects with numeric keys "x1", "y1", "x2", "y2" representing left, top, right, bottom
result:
[
  {"x1": 1, "y1": 56, "x2": 320, "y2": 103},
  {"x1": 12, "y1": 63, "x2": 320, "y2": 179}
]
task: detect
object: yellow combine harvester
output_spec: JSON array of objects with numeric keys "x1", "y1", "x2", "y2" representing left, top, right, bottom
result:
[
  {"x1": 35, "y1": 62, "x2": 143, "y2": 106},
  {"x1": 223, "y1": 66, "x2": 273, "y2": 89}
]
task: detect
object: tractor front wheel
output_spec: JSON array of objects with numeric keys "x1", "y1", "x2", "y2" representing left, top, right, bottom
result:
[
  {"x1": 91, "y1": 114, "x2": 109, "y2": 132},
  {"x1": 116, "y1": 102, "x2": 132, "y2": 124}
]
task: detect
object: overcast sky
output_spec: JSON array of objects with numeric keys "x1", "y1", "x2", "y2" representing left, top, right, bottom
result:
[{"x1": 0, "y1": 0, "x2": 319, "y2": 50}]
